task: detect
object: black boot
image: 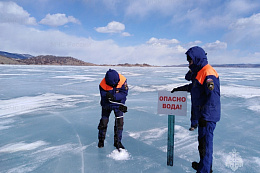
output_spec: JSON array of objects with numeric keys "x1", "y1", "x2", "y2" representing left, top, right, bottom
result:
[
  {"x1": 192, "y1": 162, "x2": 213, "y2": 173},
  {"x1": 114, "y1": 141, "x2": 125, "y2": 149},
  {"x1": 98, "y1": 140, "x2": 104, "y2": 148},
  {"x1": 192, "y1": 161, "x2": 199, "y2": 171}
]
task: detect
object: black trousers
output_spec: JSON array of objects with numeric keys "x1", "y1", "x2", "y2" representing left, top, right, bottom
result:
[{"x1": 98, "y1": 108, "x2": 124, "y2": 142}]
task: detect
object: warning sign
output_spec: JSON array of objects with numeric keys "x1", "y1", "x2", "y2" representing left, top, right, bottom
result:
[{"x1": 157, "y1": 91, "x2": 187, "y2": 116}]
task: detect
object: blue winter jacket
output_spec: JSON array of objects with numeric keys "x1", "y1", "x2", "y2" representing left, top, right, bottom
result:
[
  {"x1": 99, "y1": 69, "x2": 128, "y2": 110},
  {"x1": 186, "y1": 46, "x2": 221, "y2": 122}
]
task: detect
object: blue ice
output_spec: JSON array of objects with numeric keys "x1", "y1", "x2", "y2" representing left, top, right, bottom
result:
[{"x1": 0, "y1": 65, "x2": 260, "y2": 173}]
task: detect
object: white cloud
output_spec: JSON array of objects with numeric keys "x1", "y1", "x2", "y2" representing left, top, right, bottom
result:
[
  {"x1": 226, "y1": 13, "x2": 260, "y2": 49},
  {"x1": 95, "y1": 21, "x2": 132, "y2": 37},
  {"x1": 146, "y1": 37, "x2": 179, "y2": 46},
  {"x1": 185, "y1": 40, "x2": 203, "y2": 48},
  {"x1": 121, "y1": 32, "x2": 131, "y2": 37},
  {"x1": 95, "y1": 21, "x2": 125, "y2": 33},
  {"x1": 0, "y1": 22, "x2": 187, "y2": 65},
  {"x1": 203, "y1": 40, "x2": 227, "y2": 51},
  {"x1": 0, "y1": 1, "x2": 37, "y2": 25},
  {"x1": 226, "y1": 0, "x2": 259, "y2": 15},
  {"x1": 39, "y1": 13, "x2": 81, "y2": 27},
  {"x1": 0, "y1": 20, "x2": 257, "y2": 66},
  {"x1": 230, "y1": 13, "x2": 260, "y2": 29},
  {"x1": 125, "y1": 0, "x2": 259, "y2": 40}
]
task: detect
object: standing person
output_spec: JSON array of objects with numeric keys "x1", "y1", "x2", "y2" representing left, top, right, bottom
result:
[
  {"x1": 172, "y1": 46, "x2": 220, "y2": 173},
  {"x1": 98, "y1": 69, "x2": 128, "y2": 150}
]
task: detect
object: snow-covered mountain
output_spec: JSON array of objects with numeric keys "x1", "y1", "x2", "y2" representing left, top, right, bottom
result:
[{"x1": 0, "y1": 51, "x2": 34, "y2": 60}]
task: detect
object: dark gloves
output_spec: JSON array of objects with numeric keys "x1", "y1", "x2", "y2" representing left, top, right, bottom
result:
[
  {"x1": 106, "y1": 92, "x2": 114, "y2": 101},
  {"x1": 171, "y1": 88, "x2": 179, "y2": 93},
  {"x1": 189, "y1": 124, "x2": 198, "y2": 131},
  {"x1": 119, "y1": 105, "x2": 127, "y2": 113},
  {"x1": 106, "y1": 92, "x2": 127, "y2": 113},
  {"x1": 171, "y1": 85, "x2": 189, "y2": 93}
]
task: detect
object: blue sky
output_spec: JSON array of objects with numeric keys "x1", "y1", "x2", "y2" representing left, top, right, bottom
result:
[{"x1": 0, "y1": 0, "x2": 260, "y2": 65}]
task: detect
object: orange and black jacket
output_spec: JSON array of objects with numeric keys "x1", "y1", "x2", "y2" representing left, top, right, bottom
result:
[
  {"x1": 99, "y1": 73, "x2": 128, "y2": 110},
  {"x1": 186, "y1": 46, "x2": 221, "y2": 123}
]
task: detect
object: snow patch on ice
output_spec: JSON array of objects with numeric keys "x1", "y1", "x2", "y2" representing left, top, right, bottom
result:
[
  {"x1": 0, "y1": 141, "x2": 48, "y2": 153},
  {"x1": 120, "y1": 71, "x2": 143, "y2": 76},
  {"x1": 107, "y1": 149, "x2": 131, "y2": 161},
  {"x1": 33, "y1": 143, "x2": 80, "y2": 156},
  {"x1": 248, "y1": 104, "x2": 260, "y2": 113},
  {"x1": 128, "y1": 127, "x2": 167, "y2": 145},
  {"x1": 0, "y1": 119, "x2": 14, "y2": 130},
  {"x1": 174, "y1": 125, "x2": 197, "y2": 161},
  {"x1": 221, "y1": 84, "x2": 260, "y2": 98},
  {"x1": 247, "y1": 98, "x2": 260, "y2": 113},
  {"x1": 129, "y1": 85, "x2": 157, "y2": 92},
  {"x1": 0, "y1": 74, "x2": 28, "y2": 76},
  {"x1": 52, "y1": 75, "x2": 97, "y2": 81},
  {"x1": 252, "y1": 157, "x2": 260, "y2": 168},
  {"x1": 5, "y1": 142, "x2": 84, "y2": 173},
  {"x1": 6, "y1": 164, "x2": 37, "y2": 173},
  {"x1": 0, "y1": 93, "x2": 89, "y2": 118}
]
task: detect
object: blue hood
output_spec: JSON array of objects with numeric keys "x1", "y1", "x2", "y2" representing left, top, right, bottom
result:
[
  {"x1": 185, "y1": 46, "x2": 208, "y2": 69},
  {"x1": 105, "y1": 69, "x2": 120, "y2": 87}
]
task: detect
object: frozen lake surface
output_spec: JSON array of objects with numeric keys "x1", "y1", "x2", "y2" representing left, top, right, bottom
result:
[{"x1": 0, "y1": 65, "x2": 260, "y2": 173}]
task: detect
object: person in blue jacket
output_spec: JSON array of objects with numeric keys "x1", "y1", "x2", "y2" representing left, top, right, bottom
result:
[
  {"x1": 98, "y1": 69, "x2": 128, "y2": 149},
  {"x1": 172, "y1": 46, "x2": 220, "y2": 173}
]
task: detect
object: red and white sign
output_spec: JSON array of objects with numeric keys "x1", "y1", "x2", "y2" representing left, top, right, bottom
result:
[{"x1": 157, "y1": 91, "x2": 187, "y2": 116}]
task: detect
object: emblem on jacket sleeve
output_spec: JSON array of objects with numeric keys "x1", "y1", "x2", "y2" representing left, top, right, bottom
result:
[
  {"x1": 124, "y1": 82, "x2": 128, "y2": 90},
  {"x1": 206, "y1": 78, "x2": 214, "y2": 91}
]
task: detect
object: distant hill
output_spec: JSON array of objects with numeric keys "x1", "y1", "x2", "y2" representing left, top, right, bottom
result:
[
  {"x1": 0, "y1": 54, "x2": 96, "y2": 66},
  {"x1": 0, "y1": 51, "x2": 154, "y2": 67},
  {"x1": 0, "y1": 55, "x2": 26, "y2": 65},
  {"x1": 101, "y1": 63, "x2": 157, "y2": 67},
  {"x1": 19, "y1": 55, "x2": 96, "y2": 66},
  {"x1": 0, "y1": 51, "x2": 33, "y2": 60}
]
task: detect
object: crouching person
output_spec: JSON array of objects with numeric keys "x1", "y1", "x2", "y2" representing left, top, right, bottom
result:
[{"x1": 98, "y1": 69, "x2": 128, "y2": 150}]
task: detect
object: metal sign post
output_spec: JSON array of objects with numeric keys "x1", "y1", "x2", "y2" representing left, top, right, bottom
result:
[
  {"x1": 167, "y1": 114, "x2": 175, "y2": 166},
  {"x1": 157, "y1": 91, "x2": 187, "y2": 166}
]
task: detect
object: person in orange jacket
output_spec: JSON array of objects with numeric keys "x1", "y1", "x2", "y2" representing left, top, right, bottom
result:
[
  {"x1": 172, "y1": 46, "x2": 220, "y2": 173},
  {"x1": 98, "y1": 69, "x2": 128, "y2": 149}
]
